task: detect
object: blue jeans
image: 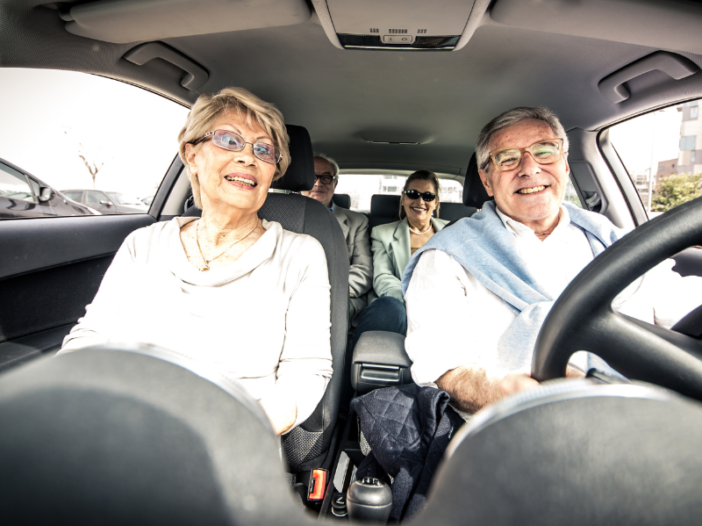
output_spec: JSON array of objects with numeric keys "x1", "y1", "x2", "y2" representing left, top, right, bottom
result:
[{"x1": 349, "y1": 296, "x2": 407, "y2": 352}]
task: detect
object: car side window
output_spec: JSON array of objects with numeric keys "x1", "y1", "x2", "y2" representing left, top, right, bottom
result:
[
  {"x1": 0, "y1": 68, "x2": 189, "y2": 220},
  {"x1": 609, "y1": 99, "x2": 701, "y2": 219},
  {"x1": 0, "y1": 163, "x2": 36, "y2": 203},
  {"x1": 336, "y1": 173, "x2": 465, "y2": 212},
  {"x1": 85, "y1": 191, "x2": 104, "y2": 205},
  {"x1": 63, "y1": 191, "x2": 83, "y2": 202}
]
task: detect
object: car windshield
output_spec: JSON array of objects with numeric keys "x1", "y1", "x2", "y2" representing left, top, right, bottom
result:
[
  {"x1": 106, "y1": 192, "x2": 142, "y2": 205},
  {"x1": 3, "y1": 1, "x2": 702, "y2": 523}
]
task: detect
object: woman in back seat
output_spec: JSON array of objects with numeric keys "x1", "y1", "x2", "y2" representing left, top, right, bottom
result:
[
  {"x1": 59, "y1": 87, "x2": 332, "y2": 436},
  {"x1": 350, "y1": 170, "x2": 448, "y2": 349}
]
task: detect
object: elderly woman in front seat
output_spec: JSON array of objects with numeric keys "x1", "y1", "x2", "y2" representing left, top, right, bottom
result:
[
  {"x1": 402, "y1": 106, "x2": 702, "y2": 417},
  {"x1": 59, "y1": 87, "x2": 332, "y2": 436}
]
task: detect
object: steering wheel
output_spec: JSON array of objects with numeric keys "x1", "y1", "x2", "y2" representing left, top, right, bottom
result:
[{"x1": 532, "y1": 196, "x2": 702, "y2": 401}]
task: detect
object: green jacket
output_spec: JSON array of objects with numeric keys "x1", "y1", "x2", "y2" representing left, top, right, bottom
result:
[{"x1": 370, "y1": 216, "x2": 448, "y2": 304}]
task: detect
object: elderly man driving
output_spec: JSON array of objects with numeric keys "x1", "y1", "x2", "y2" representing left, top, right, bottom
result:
[
  {"x1": 302, "y1": 154, "x2": 372, "y2": 325},
  {"x1": 402, "y1": 107, "x2": 702, "y2": 416}
]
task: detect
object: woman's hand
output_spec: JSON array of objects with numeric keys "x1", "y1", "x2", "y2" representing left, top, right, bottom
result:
[{"x1": 259, "y1": 389, "x2": 298, "y2": 436}]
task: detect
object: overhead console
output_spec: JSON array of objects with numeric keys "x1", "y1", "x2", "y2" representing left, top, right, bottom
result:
[{"x1": 314, "y1": 0, "x2": 480, "y2": 51}]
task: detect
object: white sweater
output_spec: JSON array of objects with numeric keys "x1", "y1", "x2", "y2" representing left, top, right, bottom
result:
[{"x1": 61, "y1": 218, "x2": 333, "y2": 429}]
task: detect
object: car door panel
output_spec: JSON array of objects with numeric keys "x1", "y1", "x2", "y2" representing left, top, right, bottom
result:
[{"x1": 0, "y1": 214, "x2": 156, "y2": 370}]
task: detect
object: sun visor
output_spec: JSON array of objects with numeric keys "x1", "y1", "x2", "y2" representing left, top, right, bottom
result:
[
  {"x1": 321, "y1": 0, "x2": 476, "y2": 51},
  {"x1": 61, "y1": 0, "x2": 311, "y2": 44}
]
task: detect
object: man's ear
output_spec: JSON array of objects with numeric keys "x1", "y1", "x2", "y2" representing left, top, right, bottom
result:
[
  {"x1": 478, "y1": 168, "x2": 495, "y2": 197},
  {"x1": 563, "y1": 151, "x2": 570, "y2": 175}
]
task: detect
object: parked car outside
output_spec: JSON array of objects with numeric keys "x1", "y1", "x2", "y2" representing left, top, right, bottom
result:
[
  {"x1": 0, "y1": 158, "x2": 99, "y2": 219},
  {"x1": 61, "y1": 189, "x2": 148, "y2": 214}
]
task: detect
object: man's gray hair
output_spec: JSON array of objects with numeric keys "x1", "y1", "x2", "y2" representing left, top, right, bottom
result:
[
  {"x1": 475, "y1": 107, "x2": 569, "y2": 171},
  {"x1": 314, "y1": 153, "x2": 340, "y2": 179}
]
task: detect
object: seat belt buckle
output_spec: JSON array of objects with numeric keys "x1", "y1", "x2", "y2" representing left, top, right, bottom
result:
[{"x1": 307, "y1": 468, "x2": 328, "y2": 501}]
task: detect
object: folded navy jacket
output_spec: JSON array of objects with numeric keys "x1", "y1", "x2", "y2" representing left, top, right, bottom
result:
[{"x1": 351, "y1": 384, "x2": 464, "y2": 522}]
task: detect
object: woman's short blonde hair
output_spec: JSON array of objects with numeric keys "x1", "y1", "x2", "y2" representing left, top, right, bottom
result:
[{"x1": 178, "y1": 87, "x2": 290, "y2": 209}]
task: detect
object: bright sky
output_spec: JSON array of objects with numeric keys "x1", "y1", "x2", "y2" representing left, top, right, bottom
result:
[
  {"x1": 609, "y1": 106, "x2": 683, "y2": 174},
  {"x1": 0, "y1": 68, "x2": 188, "y2": 199},
  {"x1": 0, "y1": 68, "x2": 690, "y2": 200}
]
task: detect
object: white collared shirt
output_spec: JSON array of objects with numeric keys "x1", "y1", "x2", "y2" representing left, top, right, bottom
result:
[{"x1": 405, "y1": 206, "x2": 702, "y2": 387}]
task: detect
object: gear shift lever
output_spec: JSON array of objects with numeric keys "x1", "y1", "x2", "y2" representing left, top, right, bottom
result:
[{"x1": 346, "y1": 477, "x2": 392, "y2": 523}]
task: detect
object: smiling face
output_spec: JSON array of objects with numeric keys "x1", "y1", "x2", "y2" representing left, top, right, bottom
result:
[
  {"x1": 402, "y1": 178, "x2": 438, "y2": 225},
  {"x1": 184, "y1": 110, "x2": 277, "y2": 218},
  {"x1": 301, "y1": 157, "x2": 337, "y2": 208},
  {"x1": 478, "y1": 119, "x2": 569, "y2": 231}
]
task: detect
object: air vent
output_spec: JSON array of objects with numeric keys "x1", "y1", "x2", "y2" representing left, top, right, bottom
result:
[
  {"x1": 388, "y1": 28, "x2": 408, "y2": 34},
  {"x1": 369, "y1": 28, "x2": 379, "y2": 33},
  {"x1": 417, "y1": 29, "x2": 427, "y2": 34}
]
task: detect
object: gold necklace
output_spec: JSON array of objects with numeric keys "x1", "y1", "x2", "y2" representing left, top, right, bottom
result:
[{"x1": 195, "y1": 218, "x2": 260, "y2": 271}]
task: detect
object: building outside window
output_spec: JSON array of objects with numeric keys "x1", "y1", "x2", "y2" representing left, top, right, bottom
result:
[{"x1": 681, "y1": 135, "x2": 696, "y2": 150}]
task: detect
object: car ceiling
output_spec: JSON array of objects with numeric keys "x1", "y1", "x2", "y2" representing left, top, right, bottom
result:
[{"x1": 1, "y1": 0, "x2": 702, "y2": 177}]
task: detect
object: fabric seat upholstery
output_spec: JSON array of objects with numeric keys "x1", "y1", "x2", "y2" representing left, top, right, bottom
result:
[
  {"x1": 463, "y1": 153, "x2": 492, "y2": 209},
  {"x1": 440, "y1": 202, "x2": 477, "y2": 221},
  {"x1": 184, "y1": 125, "x2": 349, "y2": 472},
  {"x1": 368, "y1": 194, "x2": 401, "y2": 229},
  {"x1": 332, "y1": 193, "x2": 351, "y2": 209},
  {"x1": 445, "y1": 154, "x2": 491, "y2": 228}
]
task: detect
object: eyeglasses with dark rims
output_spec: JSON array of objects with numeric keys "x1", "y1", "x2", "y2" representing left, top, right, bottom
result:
[
  {"x1": 314, "y1": 173, "x2": 335, "y2": 185},
  {"x1": 489, "y1": 138, "x2": 565, "y2": 172},
  {"x1": 403, "y1": 189, "x2": 437, "y2": 202},
  {"x1": 190, "y1": 129, "x2": 281, "y2": 165}
]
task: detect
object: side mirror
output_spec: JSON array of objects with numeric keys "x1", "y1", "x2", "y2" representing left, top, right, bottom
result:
[
  {"x1": 99, "y1": 200, "x2": 113, "y2": 206},
  {"x1": 38, "y1": 187, "x2": 54, "y2": 202}
]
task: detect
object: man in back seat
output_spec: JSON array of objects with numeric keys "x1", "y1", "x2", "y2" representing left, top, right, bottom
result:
[
  {"x1": 302, "y1": 155, "x2": 372, "y2": 325},
  {"x1": 401, "y1": 106, "x2": 702, "y2": 417}
]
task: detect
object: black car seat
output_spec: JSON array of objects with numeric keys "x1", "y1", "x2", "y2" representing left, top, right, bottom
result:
[
  {"x1": 0, "y1": 345, "x2": 312, "y2": 526},
  {"x1": 367, "y1": 194, "x2": 401, "y2": 229},
  {"x1": 463, "y1": 153, "x2": 492, "y2": 209},
  {"x1": 332, "y1": 193, "x2": 351, "y2": 209},
  {"x1": 184, "y1": 125, "x2": 349, "y2": 476},
  {"x1": 446, "y1": 153, "x2": 492, "y2": 228},
  {"x1": 440, "y1": 202, "x2": 477, "y2": 221}
]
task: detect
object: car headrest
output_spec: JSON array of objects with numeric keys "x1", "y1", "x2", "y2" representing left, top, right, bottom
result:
[
  {"x1": 270, "y1": 124, "x2": 315, "y2": 192},
  {"x1": 422, "y1": 381, "x2": 702, "y2": 526},
  {"x1": 371, "y1": 194, "x2": 401, "y2": 218},
  {"x1": 332, "y1": 193, "x2": 351, "y2": 209},
  {"x1": 0, "y1": 346, "x2": 307, "y2": 526},
  {"x1": 463, "y1": 153, "x2": 492, "y2": 209}
]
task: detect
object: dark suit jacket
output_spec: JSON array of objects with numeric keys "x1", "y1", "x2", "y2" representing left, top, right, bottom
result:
[{"x1": 333, "y1": 205, "x2": 372, "y2": 324}]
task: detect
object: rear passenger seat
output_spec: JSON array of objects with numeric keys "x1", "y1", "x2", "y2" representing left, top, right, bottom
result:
[
  {"x1": 367, "y1": 195, "x2": 401, "y2": 229},
  {"x1": 366, "y1": 194, "x2": 477, "y2": 230},
  {"x1": 332, "y1": 193, "x2": 351, "y2": 209},
  {"x1": 440, "y1": 202, "x2": 477, "y2": 222}
]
